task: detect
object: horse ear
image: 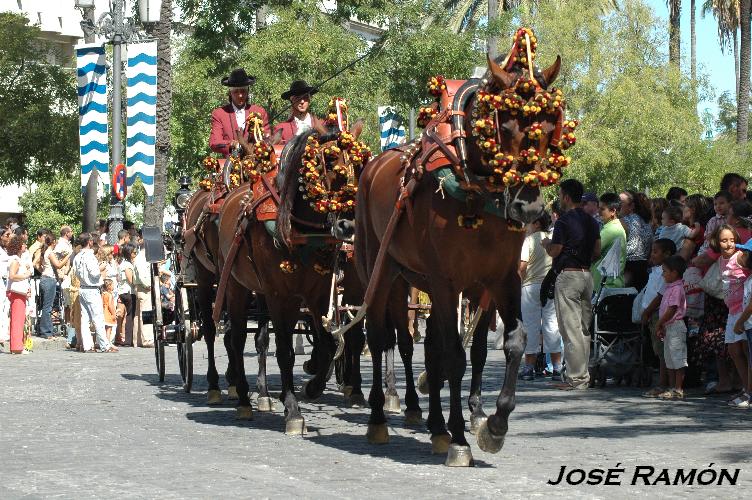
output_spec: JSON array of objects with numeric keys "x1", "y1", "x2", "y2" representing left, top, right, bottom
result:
[
  {"x1": 351, "y1": 119, "x2": 365, "y2": 140},
  {"x1": 270, "y1": 129, "x2": 283, "y2": 146},
  {"x1": 542, "y1": 55, "x2": 561, "y2": 87},
  {"x1": 487, "y1": 53, "x2": 515, "y2": 89}
]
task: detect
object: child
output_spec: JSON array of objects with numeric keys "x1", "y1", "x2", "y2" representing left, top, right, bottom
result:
[
  {"x1": 704, "y1": 191, "x2": 732, "y2": 245},
  {"x1": 160, "y1": 273, "x2": 175, "y2": 314},
  {"x1": 680, "y1": 194, "x2": 711, "y2": 261},
  {"x1": 732, "y1": 239, "x2": 752, "y2": 409},
  {"x1": 658, "y1": 204, "x2": 691, "y2": 253},
  {"x1": 728, "y1": 200, "x2": 752, "y2": 244},
  {"x1": 641, "y1": 238, "x2": 677, "y2": 397},
  {"x1": 102, "y1": 279, "x2": 117, "y2": 343},
  {"x1": 656, "y1": 255, "x2": 688, "y2": 400},
  {"x1": 721, "y1": 226, "x2": 751, "y2": 408}
]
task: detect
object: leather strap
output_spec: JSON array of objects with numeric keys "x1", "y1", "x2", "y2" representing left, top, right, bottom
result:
[
  {"x1": 212, "y1": 231, "x2": 243, "y2": 323},
  {"x1": 260, "y1": 174, "x2": 326, "y2": 230}
]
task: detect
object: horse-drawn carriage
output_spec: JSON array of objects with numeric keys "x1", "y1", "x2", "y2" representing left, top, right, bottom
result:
[{"x1": 142, "y1": 26, "x2": 583, "y2": 467}]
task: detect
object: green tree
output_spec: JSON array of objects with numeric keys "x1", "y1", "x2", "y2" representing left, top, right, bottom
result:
[
  {"x1": 19, "y1": 176, "x2": 109, "y2": 236},
  {"x1": 0, "y1": 13, "x2": 78, "y2": 184}
]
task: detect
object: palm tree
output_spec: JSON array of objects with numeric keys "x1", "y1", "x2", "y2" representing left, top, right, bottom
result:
[
  {"x1": 703, "y1": 0, "x2": 741, "y2": 100},
  {"x1": 143, "y1": 0, "x2": 172, "y2": 227},
  {"x1": 738, "y1": 0, "x2": 750, "y2": 144},
  {"x1": 667, "y1": 0, "x2": 682, "y2": 68},
  {"x1": 691, "y1": 0, "x2": 697, "y2": 82}
]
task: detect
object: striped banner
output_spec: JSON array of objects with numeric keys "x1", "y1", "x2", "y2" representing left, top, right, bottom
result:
[
  {"x1": 126, "y1": 42, "x2": 158, "y2": 197},
  {"x1": 76, "y1": 44, "x2": 109, "y2": 192},
  {"x1": 378, "y1": 106, "x2": 406, "y2": 152}
]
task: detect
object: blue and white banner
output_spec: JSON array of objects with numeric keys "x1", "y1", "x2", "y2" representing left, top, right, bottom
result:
[
  {"x1": 378, "y1": 106, "x2": 406, "y2": 152},
  {"x1": 76, "y1": 44, "x2": 109, "y2": 192},
  {"x1": 126, "y1": 41, "x2": 157, "y2": 197}
]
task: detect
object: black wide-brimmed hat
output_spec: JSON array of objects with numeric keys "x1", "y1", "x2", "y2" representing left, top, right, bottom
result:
[
  {"x1": 281, "y1": 80, "x2": 317, "y2": 100},
  {"x1": 222, "y1": 68, "x2": 256, "y2": 87}
]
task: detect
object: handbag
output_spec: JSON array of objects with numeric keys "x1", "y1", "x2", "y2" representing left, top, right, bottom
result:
[
  {"x1": 698, "y1": 261, "x2": 724, "y2": 300},
  {"x1": 8, "y1": 278, "x2": 30, "y2": 296}
]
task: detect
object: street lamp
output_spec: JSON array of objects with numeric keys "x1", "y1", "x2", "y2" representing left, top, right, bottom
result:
[
  {"x1": 76, "y1": 0, "x2": 161, "y2": 245},
  {"x1": 173, "y1": 176, "x2": 192, "y2": 222}
]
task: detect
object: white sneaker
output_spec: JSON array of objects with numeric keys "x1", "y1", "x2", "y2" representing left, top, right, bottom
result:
[{"x1": 728, "y1": 393, "x2": 750, "y2": 408}]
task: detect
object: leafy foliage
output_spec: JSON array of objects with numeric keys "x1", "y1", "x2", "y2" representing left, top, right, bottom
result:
[{"x1": 0, "y1": 13, "x2": 78, "y2": 184}]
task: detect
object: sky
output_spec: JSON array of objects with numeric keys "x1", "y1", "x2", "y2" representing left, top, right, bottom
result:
[{"x1": 646, "y1": 0, "x2": 736, "y2": 124}]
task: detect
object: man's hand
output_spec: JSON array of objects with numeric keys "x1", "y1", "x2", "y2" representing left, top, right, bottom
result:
[
  {"x1": 641, "y1": 310, "x2": 650, "y2": 326},
  {"x1": 733, "y1": 318, "x2": 745, "y2": 334},
  {"x1": 656, "y1": 324, "x2": 666, "y2": 340}
]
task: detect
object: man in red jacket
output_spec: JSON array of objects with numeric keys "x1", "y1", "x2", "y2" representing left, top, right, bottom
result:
[
  {"x1": 209, "y1": 68, "x2": 270, "y2": 158},
  {"x1": 273, "y1": 80, "x2": 321, "y2": 144}
]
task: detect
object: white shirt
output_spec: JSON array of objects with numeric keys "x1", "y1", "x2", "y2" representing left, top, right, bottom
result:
[
  {"x1": 119, "y1": 261, "x2": 134, "y2": 295},
  {"x1": 232, "y1": 103, "x2": 246, "y2": 131},
  {"x1": 294, "y1": 114, "x2": 312, "y2": 135},
  {"x1": 54, "y1": 237, "x2": 72, "y2": 257},
  {"x1": 73, "y1": 248, "x2": 103, "y2": 287},
  {"x1": 641, "y1": 265, "x2": 665, "y2": 310},
  {"x1": 743, "y1": 277, "x2": 752, "y2": 330},
  {"x1": 0, "y1": 246, "x2": 9, "y2": 280},
  {"x1": 135, "y1": 249, "x2": 151, "y2": 291},
  {"x1": 41, "y1": 248, "x2": 55, "y2": 278}
]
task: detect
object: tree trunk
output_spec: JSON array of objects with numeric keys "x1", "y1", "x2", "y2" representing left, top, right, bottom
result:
[
  {"x1": 143, "y1": 0, "x2": 172, "y2": 228},
  {"x1": 256, "y1": 6, "x2": 267, "y2": 31},
  {"x1": 735, "y1": 28, "x2": 741, "y2": 102},
  {"x1": 488, "y1": 0, "x2": 498, "y2": 58},
  {"x1": 81, "y1": 6, "x2": 98, "y2": 232},
  {"x1": 668, "y1": 0, "x2": 682, "y2": 68},
  {"x1": 690, "y1": 0, "x2": 696, "y2": 82},
  {"x1": 738, "y1": 0, "x2": 751, "y2": 144}
]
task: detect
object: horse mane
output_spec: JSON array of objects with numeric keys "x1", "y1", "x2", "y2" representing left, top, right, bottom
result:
[{"x1": 275, "y1": 126, "x2": 340, "y2": 249}]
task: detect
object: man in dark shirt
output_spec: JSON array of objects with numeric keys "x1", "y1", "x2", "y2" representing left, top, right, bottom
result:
[{"x1": 543, "y1": 179, "x2": 601, "y2": 390}]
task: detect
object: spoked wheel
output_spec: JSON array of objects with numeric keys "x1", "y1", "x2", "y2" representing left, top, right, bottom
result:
[
  {"x1": 154, "y1": 335, "x2": 165, "y2": 382},
  {"x1": 176, "y1": 287, "x2": 194, "y2": 392}
]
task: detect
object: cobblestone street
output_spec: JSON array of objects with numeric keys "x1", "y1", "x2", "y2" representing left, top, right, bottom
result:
[{"x1": 0, "y1": 334, "x2": 750, "y2": 499}]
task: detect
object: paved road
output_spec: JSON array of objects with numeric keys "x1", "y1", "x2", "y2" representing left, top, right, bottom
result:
[{"x1": 0, "y1": 333, "x2": 749, "y2": 499}]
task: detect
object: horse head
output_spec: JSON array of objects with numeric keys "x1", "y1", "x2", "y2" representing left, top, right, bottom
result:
[
  {"x1": 277, "y1": 101, "x2": 371, "y2": 249},
  {"x1": 466, "y1": 28, "x2": 572, "y2": 225}
]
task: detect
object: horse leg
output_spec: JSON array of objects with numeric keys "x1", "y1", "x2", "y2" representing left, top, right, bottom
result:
[
  {"x1": 383, "y1": 331, "x2": 400, "y2": 414},
  {"x1": 423, "y1": 313, "x2": 449, "y2": 454},
  {"x1": 224, "y1": 322, "x2": 238, "y2": 400},
  {"x1": 196, "y1": 266, "x2": 221, "y2": 405},
  {"x1": 254, "y1": 295, "x2": 273, "y2": 412},
  {"x1": 269, "y1": 301, "x2": 306, "y2": 435},
  {"x1": 392, "y1": 281, "x2": 422, "y2": 425},
  {"x1": 468, "y1": 306, "x2": 492, "y2": 434},
  {"x1": 226, "y1": 278, "x2": 252, "y2": 419},
  {"x1": 344, "y1": 321, "x2": 367, "y2": 407},
  {"x1": 301, "y1": 306, "x2": 335, "y2": 401},
  {"x1": 477, "y1": 280, "x2": 525, "y2": 455},
  {"x1": 428, "y1": 283, "x2": 472, "y2": 466}
]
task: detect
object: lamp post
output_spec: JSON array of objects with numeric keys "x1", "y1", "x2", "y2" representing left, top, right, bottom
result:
[{"x1": 76, "y1": 0, "x2": 161, "y2": 245}]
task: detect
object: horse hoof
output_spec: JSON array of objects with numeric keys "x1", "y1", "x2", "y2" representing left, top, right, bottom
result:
[
  {"x1": 256, "y1": 396, "x2": 274, "y2": 412},
  {"x1": 227, "y1": 386, "x2": 239, "y2": 400},
  {"x1": 417, "y1": 371, "x2": 429, "y2": 395},
  {"x1": 348, "y1": 393, "x2": 368, "y2": 408},
  {"x1": 207, "y1": 389, "x2": 222, "y2": 406},
  {"x1": 342, "y1": 385, "x2": 354, "y2": 398},
  {"x1": 302, "y1": 380, "x2": 323, "y2": 401},
  {"x1": 476, "y1": 419, "x2": 505, "y2": 454},
  {"x1": 469, "y1": 414, "x2": 487, "y2": 435},
  {"x1": 445, "y1": 444, "x2": 474, "y2": 467},
  {"x1": 235, "y1": 405, "x2": 254, "y2": 420},
  {"x1": 384, "y1": 393, "x2": 401, "y2": 414},
  {"x1": 431, "y1": 434, "x2": 451, "y2": 454},
  {"x1": 403, "y1": 409, "x2": 423, "y2": 426},
  {"x1": 366, "y1": 423, "x2": 389, "y2": 444},
  {"x1": 303, "y1": 360, "x2": 316, "y2": 376},
  {"x1": 285, "y1": 417, "x2": 307, "y2": 436}
]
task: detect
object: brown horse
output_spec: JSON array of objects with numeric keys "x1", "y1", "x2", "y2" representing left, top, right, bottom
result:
[
  {"x1": 182, "y1": 186, "x2": 238, "y2": 404},
  {"x1": 353, "y1": 48, "x2": 564, "y2": 465},
  {"x1": 215, "y1": 121, "x2": 366, "y2": 432}
]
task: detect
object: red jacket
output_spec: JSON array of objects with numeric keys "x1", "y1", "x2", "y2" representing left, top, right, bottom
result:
[
  {"x1": 273, "y1": 114, "x2": 322, "y2": 145},
  {"x1": 209, "y1": 103, "x2": 270, "y2": 157}
]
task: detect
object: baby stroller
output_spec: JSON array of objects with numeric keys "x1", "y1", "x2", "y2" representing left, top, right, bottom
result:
[{"x1": 587, "y1": 240, "x2": 651, "y2": 387}]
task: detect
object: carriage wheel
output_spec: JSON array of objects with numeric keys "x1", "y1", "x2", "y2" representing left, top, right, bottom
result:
[
  {"x1": 154, "y1": 335, "x2": 165, "y2": 382},
  {"x1": 175, "y1": 287, "x2": 193, "y2": 392}
]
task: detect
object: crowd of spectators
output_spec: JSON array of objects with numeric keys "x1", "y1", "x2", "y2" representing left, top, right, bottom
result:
[
  {"x1": 0, "y1": 219, "x2": 174, "y2": 355},
  {"x1": 521, "y1": 173, "x2": 752, "y2": 408}
]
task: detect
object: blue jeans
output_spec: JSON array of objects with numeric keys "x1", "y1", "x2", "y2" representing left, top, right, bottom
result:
[{"x1": 38, "y1": 276, "x2": 57, "y2": 337}]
